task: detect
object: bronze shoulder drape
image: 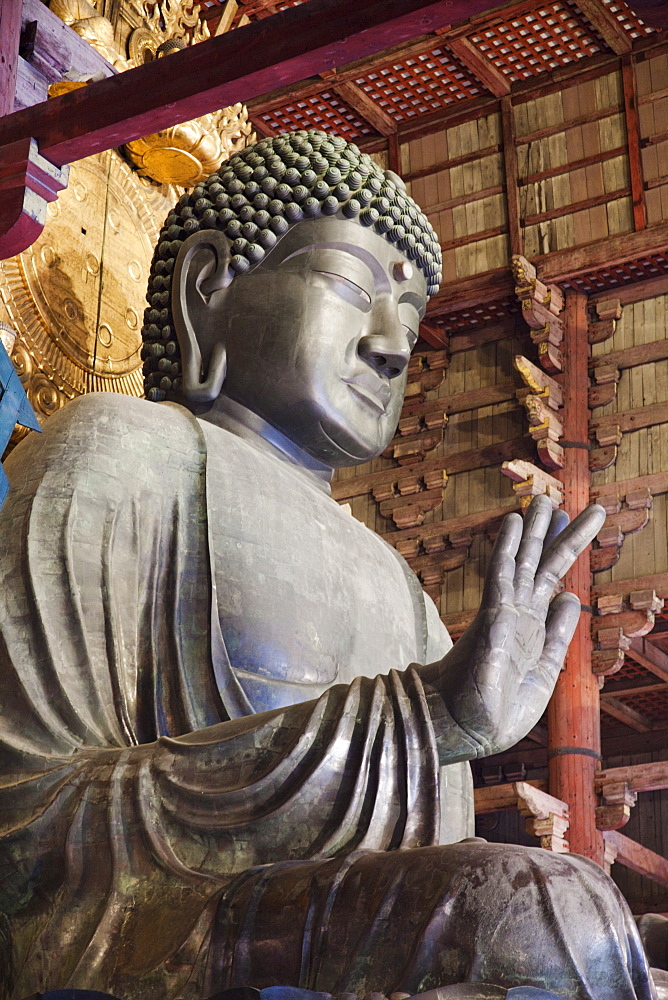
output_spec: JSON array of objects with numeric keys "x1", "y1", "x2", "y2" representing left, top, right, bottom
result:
[{"x1": 0, "y1": 394, "x2": 440, "y2": 997}]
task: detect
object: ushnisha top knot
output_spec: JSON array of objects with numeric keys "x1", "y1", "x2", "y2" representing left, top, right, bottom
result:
[{"x1": 142, "y1": 129, "x2": 442, "y2": 401}]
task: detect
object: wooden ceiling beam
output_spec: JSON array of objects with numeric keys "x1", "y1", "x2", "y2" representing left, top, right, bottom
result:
[
  {"x1": 601, "y1": 679, "x2": 668, "y2": 699},
  {"x1": 597, "y1": 760, "x2": 668, "y2": 794},
  {"x1": 605, "y1": 830, "x2": 668, "y2": 889},
  {"x1": 536, "y1": 221, "x2": 668, "y2": 285},
  {"x1": 426, "y1": 268, "x2": 515, "y2": 316},
  {"x1": 576, "y1": 0, "x2": 632, "y2": 54},
  {"x1": 622, "y1": 55, "x2": 647, "y2": 230},
  {"x1": 0, "y1": 0, "x2": 493, "y2": 168},
  {"x1": 592, "y1": 572, "x2": 668, "y2": 602},
  {"x1": 626, "y1": 637, "x2": 668, "y2": 684},
  {"x1": 446, "y1": 36, "x2": 511, "y2": 98},
  {"x1": 599, "y1": 696, "x2": 652, "y2": 732},
  {"x1": 332, "y1": 80, "x2": 396, "y2": 137}
]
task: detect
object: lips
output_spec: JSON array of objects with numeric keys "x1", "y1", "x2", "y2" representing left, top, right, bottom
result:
[{"x1": 342, "y1": 371, "x2": 392, "y2": 412}]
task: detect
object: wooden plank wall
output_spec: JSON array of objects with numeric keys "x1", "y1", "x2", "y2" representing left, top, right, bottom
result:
[
  {"x1": 402, "y1": 111, "x2": 509, "y2": 281},
  {"x1": 591, "y1": 292, "x2": 668, "y2": 586},
  {"x1": 397, "y1": 52, "x2": 668, "y2": 290}
]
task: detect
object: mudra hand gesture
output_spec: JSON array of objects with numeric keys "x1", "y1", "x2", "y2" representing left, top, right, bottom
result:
[{"x1": 422, "y1": 494, "x2": 606, "y2": 761}]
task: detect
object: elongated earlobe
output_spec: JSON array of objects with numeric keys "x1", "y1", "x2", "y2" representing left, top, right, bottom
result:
[{"x1": 172, "y1": 230, "x2": 233, "y2": 404}]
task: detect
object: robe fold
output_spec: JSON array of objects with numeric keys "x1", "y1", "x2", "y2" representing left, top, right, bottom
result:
[{"x1": 0, "y1": 395, "x2": 657, "y2": 1000}]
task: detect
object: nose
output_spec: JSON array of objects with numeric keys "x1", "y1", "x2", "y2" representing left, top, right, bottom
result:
[{"x1": 357, "y1": 302, "x2": 411, "y2": 380}]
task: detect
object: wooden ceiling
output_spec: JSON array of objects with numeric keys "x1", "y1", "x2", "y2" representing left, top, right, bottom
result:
[{"x1": 198, "y1": 0, "x2": 657, "y2": 146}]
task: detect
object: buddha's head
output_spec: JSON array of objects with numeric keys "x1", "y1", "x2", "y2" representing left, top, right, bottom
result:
[{"x1": 142, "y1": 130, "x2": 442, "y2": 467}]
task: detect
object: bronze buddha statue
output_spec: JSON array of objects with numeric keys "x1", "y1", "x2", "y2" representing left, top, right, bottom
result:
[{"x1": 0, "y1": 130, "x2": 653, "y2": 1000}]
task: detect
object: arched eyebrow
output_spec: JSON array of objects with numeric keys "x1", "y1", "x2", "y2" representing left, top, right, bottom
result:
[{"x1": 282, "y1": 241, "x2": 391, "y2": 293}]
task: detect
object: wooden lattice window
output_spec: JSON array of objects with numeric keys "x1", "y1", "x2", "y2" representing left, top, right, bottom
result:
[
  {"x1": 258, "y1": 91, "x2": 376, "y2": 140},
  {"x1": 469, "y1": 1, "x2": 606, "y2": 83},
  {"x1": 353, "y1": 47, "x2": 484, "y2": 123}
]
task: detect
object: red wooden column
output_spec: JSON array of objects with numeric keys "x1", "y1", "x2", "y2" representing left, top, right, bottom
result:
[{"x1": 547, "y1": 290, "x2": 605, "y2": 866}]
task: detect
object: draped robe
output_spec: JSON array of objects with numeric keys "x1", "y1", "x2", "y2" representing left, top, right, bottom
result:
[{"x1": 0, "y1": 394, "x2": 656, "y2": 1000}]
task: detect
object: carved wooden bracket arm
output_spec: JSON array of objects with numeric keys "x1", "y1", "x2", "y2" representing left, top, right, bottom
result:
[{"x1": 0, "y1": 137, "x2": 68, "y2": 258}]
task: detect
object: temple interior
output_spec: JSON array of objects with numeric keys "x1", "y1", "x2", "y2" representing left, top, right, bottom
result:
[{"x1": 5, "y1": 0, "x2": 668, "y2": 996}]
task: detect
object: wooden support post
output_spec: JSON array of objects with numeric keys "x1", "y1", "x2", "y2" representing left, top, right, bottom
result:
[
  {"x1": 621, "y1": 55, "x2": 647, "y2": 231},
  {"x1": 547, "y1": 291, "x2": 605, "y2": 866},
  {"x1": 388, "y1": 131, "x2": 401, "y2": 175},
  {"x1": 0, "y1": 0, "x2": 22, "y2": 117},
  {"x1": 501, "y1": 96, "x2": 522, "y2": 258}
]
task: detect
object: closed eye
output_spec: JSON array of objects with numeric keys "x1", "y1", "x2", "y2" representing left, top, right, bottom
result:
[
  {"x1": 313, "y1": 269, "x2": 373, "y2": 311},
  {"x1": 403, "y1": 325, "x2": 418, "y2": 350}
]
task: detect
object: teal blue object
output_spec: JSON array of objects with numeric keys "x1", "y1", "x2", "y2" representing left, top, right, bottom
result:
[{"x1": 0, "y1": 340, "x2": 40, "y2": 508}]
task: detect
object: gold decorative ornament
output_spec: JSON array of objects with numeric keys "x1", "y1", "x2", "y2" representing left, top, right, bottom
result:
[
  {"x1": 0, "y1": 0, "x2": 254, "y2": 428},
  {"x1": 124, "y1": 2, "x2": 254, "y2": 185},
  {"x1": 125, "y1": 104, "x2": 254, "y2": 186},
  {"x1": 49, "y1": 0, "x2": 130, "y2": 70},
  {"x1": 0, "y1": 151, "x2": 174, "y2": 415}
]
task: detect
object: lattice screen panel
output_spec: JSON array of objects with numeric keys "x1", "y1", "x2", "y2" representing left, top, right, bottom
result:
[
  {"x1": 620, "y1": 689, "x2": 668, "y2": 720},
  {"x1": 565, "y1": 253, "x2": 668, "y2": 292},
  {"x1": 353, "y1": 47, "x2": 485, "y2": 124},
  {"x1": 600, "y1": 0, "x2": 656, "y2": 39},
  {"x1": 469, "y1": 1, "x2": 606, "y2": 83},
  {"x1": 257, "y1": 91, "x2": 377, "y2": 141}
]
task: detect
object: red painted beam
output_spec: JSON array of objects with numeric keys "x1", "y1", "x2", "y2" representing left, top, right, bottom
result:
[{"x1": 0, "y1": 0, "x2": 501, "y2": 169}]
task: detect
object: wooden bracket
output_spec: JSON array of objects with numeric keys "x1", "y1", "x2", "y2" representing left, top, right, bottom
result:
[
  {"x1": 592, "y1": 590, "x2": 664, "y2": 679},
  {"x1": 595, "y1": 779, "x2": 637, "y2": 831},
  {"x1": 377, "y1": 485, "x2": 445, "y2": 529},
  {"x1": 501, "y1": 459, "x2": 564, "y2": 508},
  {"x1": 0, "y1": 137, "x2": 69, "y2": 259},
  {"x1": 404, "y1": 350, "x2": 449, "y2": 402},
  {"x1": 588, "y1": 297, "x2": 622, "y2": 346},
  {"x1": 474, "y1": 780, "x2": 570, "y2": 853},
  {"x1": 589, "y1": 364, "x2": 620, "y2": 409},
  {"x1": 512, "y1": 254, "x2": 565, "y2": 374},
  {"x1": 591, "y1": 488, "x2": 653, "y2": 573}
]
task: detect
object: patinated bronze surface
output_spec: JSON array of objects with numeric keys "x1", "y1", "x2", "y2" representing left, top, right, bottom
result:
[{"x1": 0, "y1": 130, "x2": 656, "y2": 1000}]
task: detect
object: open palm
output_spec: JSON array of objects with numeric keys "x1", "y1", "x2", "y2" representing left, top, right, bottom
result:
[{"x1": 421, "y1": 494, "x2": 606, "y2": 762}]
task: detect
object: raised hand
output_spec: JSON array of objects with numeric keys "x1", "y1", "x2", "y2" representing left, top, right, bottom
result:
[{"x1": 419, "y1": 494, "x2": 606, "y2": 762}]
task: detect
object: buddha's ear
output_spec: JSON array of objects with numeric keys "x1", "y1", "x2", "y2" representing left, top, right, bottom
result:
[{"x1": 172, "y1": 229, "x2": 233, "y2": 404}]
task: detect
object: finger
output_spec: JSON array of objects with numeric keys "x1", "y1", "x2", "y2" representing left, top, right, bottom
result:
[
  {"x1": 544, "y1": 508, "x2": 570, "y2": 549},
  {"x1": 516, "y1": 592, "x2": 581, "y2": 711},
  {"x1": 481, "y1": 511, "x2": 523, "y2": 610},
  {"x1": 513, "y1": 494, "x2": 553, "y2": 607},
  {"x1": 533, "y1": 503, "x2": 606, "y2": 610}
]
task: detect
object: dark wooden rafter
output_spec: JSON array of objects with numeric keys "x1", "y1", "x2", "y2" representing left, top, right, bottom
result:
[
  {"x1": 331, "y1": 80, "x2": 397, "y2": 137},
  {"x1": 501, "y1": 95, "x2": 522, "y2": 257},
  {"x1": 622, "y1": 55, "x2": 647, "y2": 231},
  {"x1": 536, "y1": 221, "x2": 668, "y2": 284},
  {"x1": 576, "y1": 0, "x2": 633, "y2": 55},
  {"x1": 605, "y1": 831, "x2": 668, "y2": 888},
  {"x1": 446, "y1": 35, "x2": 511, "y2": 98},
  {"x1": 600, "y1": 697, "x2": 652, "y2": 732}
]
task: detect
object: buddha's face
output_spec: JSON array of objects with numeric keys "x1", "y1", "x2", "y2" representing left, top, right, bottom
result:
[{"x1": 188, "y1": 218, "x2": 428, "y2": 467}]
